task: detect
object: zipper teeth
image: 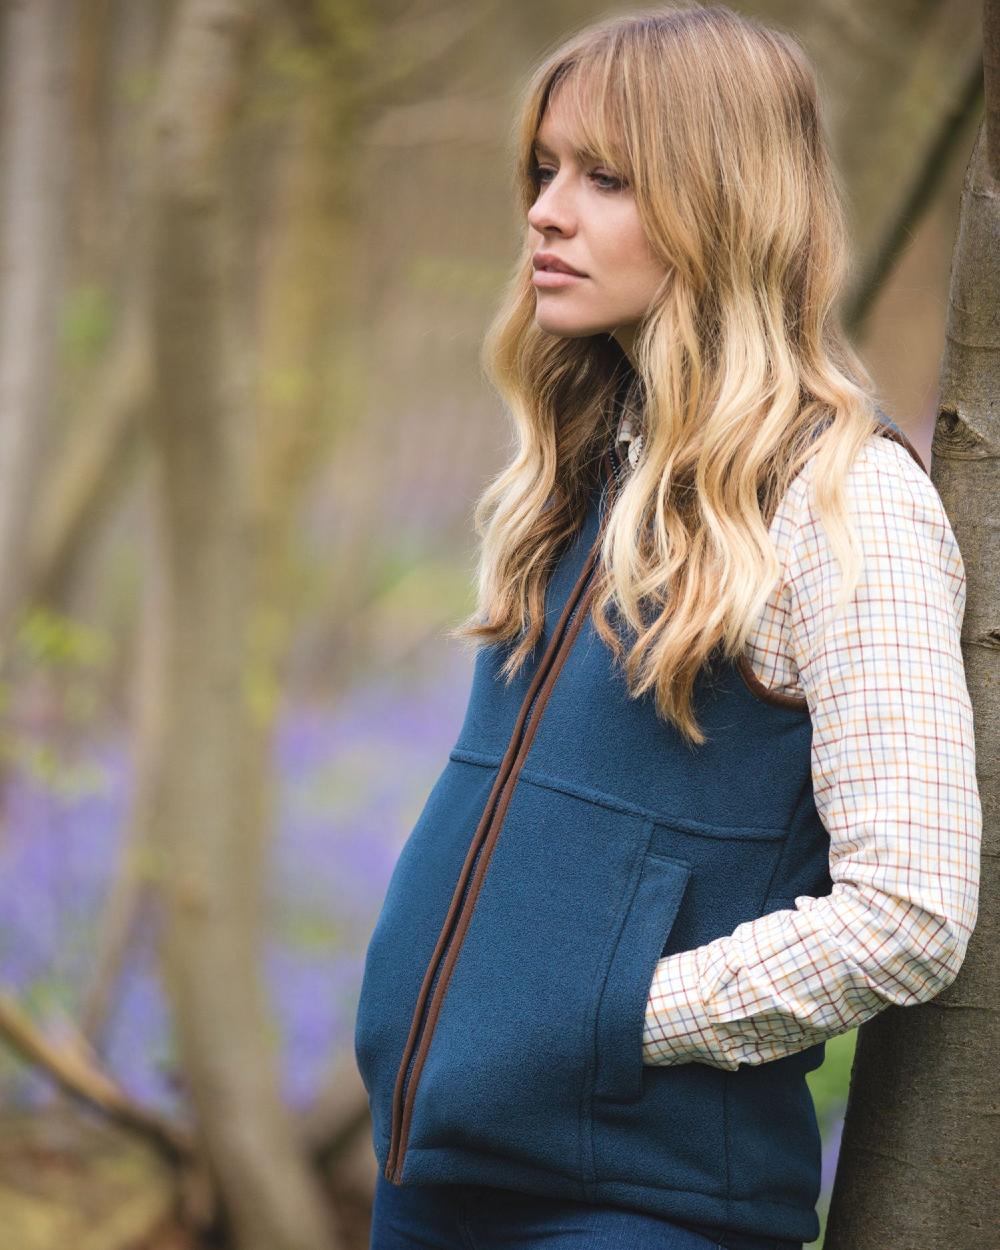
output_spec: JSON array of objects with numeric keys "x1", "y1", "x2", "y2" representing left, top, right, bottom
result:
[{"x1": 385, "y1": 450, "x2": 618, "y2": 1183}]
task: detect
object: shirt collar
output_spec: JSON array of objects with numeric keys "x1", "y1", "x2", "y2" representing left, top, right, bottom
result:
[{"x1": 614, "y1": 400, "x2": 644, "y2": 470}]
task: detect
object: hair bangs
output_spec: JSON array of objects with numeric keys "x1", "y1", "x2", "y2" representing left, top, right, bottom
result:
[{"x1": 517, "y1": 51, "x2": 636, "y2": 210}]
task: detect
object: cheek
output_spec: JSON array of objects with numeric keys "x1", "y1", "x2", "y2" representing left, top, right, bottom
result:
[{"x1": 598, "y1": 215, "x2": 663, "y2": 287}]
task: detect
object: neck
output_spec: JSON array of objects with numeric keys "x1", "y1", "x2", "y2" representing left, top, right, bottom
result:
[{"x1": 612, "y1": 324, "x2": 638, "y2": 366}]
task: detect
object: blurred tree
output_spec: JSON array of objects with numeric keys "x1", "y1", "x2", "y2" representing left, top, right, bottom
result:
[
  {"x1": 758, "y1": 0, "x2": 983, "y2": 331},
  {"x1": 0, "y1": 0, "x2": 70, "y2": 651},
  {"x1": 144, "y1": 1, "x2": 341, "y2": 1247}
]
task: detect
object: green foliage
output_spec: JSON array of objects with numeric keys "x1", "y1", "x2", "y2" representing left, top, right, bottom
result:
[
  {"x1": 0, "y1": 736, "x2": 110, "y2": 800},
  {"x1": 22, "y1": 974, "x2": 77, "y2": 1020},
  {"x1": 17, "y1": 605, "x2": 110, "y2": 671},
  {"x1": 59, "y1": 283, "x2": 114, "y2": 367},
  {"x1": 0, "y1": 607, "x2": 112, "y2": 794},
  {"x1": 261, "y1": 364, "x2": 311, "y2": 412},
  {"x1": 251, "y1": 0, "x2": 380, "y2": 129},
  {"x1": 119, "y1": 66, "x2": 156, "y2": 106},
  {"x1": 319, "y1": 0, "x2": 379, "y2": 61},
  {"x1": 807, "y1": 1027, "x2": 856, "y2": 1130},
  {"x1": 806, "y1": 1030, "x2": 856, "y2": 1247},
  {"x1": 278, "y1": 911, "x2": 346, "y2": 953},
  {"x1": 244, "y1": 603, "x2": 292, "y2": 729}
]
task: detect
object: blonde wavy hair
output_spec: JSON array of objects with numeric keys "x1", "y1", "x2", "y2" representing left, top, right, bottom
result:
[{"x1": 449, "y1": 3, "x2": 888, "y2": 745}]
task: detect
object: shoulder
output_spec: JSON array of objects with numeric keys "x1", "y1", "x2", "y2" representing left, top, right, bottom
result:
[
  {"x1": 744, "y1": 427, "x2": 965, "y2": 706},
  {"x1": 782, "y1": 428, "x2": 932, "y2": 521},
  {"x1": 781, "y1": 429, "x2": 967, "y2": 631}
]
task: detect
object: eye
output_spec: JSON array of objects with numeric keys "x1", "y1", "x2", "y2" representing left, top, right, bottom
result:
[
  {"x1": 531, "y1": 163, "x2": 625, "y2": 193},
  {"x1": 590, "y1": 170, "x2": 625, "y2": 192}
]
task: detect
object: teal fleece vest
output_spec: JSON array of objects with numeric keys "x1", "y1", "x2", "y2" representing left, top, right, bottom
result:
[{"x1": 354, "y1": 410, "x2": 921, "y2": 1244}]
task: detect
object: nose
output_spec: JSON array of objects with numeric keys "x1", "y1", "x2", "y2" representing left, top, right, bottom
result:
[{"x1": 527, "y1": 174, "x2": 576, "y2": 237}]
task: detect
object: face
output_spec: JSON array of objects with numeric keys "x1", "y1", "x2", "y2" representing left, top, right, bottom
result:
[{"x1": 527, "y1": 88, "x2": 667, "y2": 359}]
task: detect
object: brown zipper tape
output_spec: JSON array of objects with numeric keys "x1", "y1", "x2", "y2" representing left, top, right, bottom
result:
[{"x1": 385, "y1": 447, "x2": 619, "y2": 1182}]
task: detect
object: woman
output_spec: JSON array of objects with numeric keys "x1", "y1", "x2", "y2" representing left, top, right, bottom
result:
[{"x1": 353, "y1": 6, "x2": 982, "y2": 1248}]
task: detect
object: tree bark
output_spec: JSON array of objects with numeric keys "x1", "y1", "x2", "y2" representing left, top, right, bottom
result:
[
  {"x1": 145, "y1": 2, "x2": 341, "y2": 1247},
  {"x1": 823, "y1": 24, "x2": 1000, "y2": 1250}
]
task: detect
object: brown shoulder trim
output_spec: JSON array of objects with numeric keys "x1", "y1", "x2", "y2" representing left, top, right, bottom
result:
[
  {"x1": 877, "y1": 421, "x2": 927, "y2": 476},
  {"x1": 736, "y1": 649, "x2": 808, "y2": 711}
]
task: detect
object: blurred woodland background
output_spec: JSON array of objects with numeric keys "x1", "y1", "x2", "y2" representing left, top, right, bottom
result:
[{"x1": 0, "y1": 1, "x2": 993, "y2": 1249}]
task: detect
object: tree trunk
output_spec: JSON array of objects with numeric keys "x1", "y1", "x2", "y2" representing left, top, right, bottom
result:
[
  {"x1": 145, "y1": 3, "x2": 340, "y2": 1247},
  {"x1": 823, "y1": 32, "x2": 1000, "y2": 1250},
  {"x1": 0, "y1": 0, "x2": 69, "y2": 649}
]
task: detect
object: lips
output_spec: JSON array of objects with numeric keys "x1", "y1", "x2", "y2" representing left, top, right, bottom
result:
[{"x1": 532, "y1": 252, "x2": 587, "y2": 277}]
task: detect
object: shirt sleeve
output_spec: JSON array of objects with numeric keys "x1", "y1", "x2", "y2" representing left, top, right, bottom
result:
[{"x1": 642, "y1": 435, "x2": 982, "y2": 1070}]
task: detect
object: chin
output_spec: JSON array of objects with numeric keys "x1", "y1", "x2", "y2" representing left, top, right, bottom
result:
[{"x1": 534, "y1": 311, "x2": 609, "y2": 339}]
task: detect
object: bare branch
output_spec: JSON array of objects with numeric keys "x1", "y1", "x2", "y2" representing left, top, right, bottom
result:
[{"x1": 0, "y1": 991, "x2": 194, "y2": 1161}]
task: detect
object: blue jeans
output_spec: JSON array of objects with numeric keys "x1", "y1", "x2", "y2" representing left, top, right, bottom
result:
[{"x1": 370, "y1": 1173, "x2": 804, "y2": 1250}]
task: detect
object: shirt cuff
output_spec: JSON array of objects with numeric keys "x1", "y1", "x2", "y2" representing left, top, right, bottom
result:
[{"x1": 642, "y1": 948, "x2": 740, "y2": 1071}]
